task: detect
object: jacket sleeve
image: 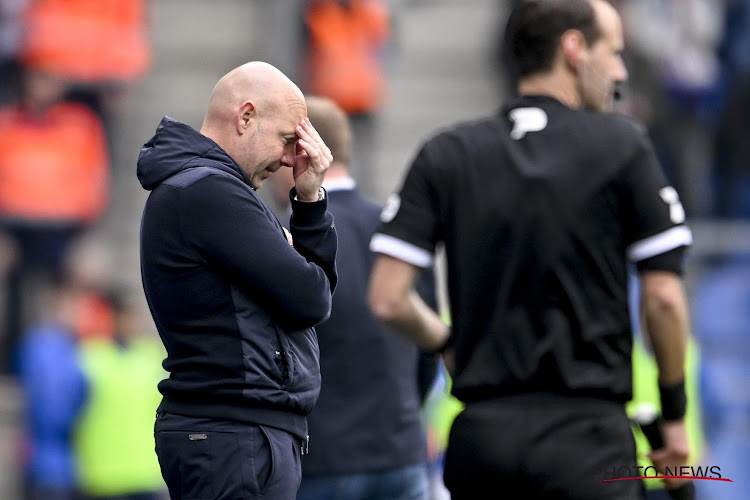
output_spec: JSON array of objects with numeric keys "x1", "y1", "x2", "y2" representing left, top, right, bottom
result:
[
  {"x1": 183, "y1": 174, "x2": 337, "y2": 331},
  {"x1": 289, "y1": 187, "x2": 338, "y2": 294}
]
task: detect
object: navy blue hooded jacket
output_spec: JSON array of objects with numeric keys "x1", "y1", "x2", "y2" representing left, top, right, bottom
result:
[{"x1": 138, "y1": 117, "x2": 337, "y2": 440}]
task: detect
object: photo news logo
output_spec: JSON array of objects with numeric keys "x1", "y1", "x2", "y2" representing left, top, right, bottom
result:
[{"x1": 597, "y1": 465, "x2": 733, "y2": 483}]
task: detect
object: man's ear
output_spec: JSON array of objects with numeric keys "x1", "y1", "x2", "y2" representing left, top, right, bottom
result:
[
  {"x1": 236, "y1": 100, "x2": 256, "y2": 135},
  {"x1": 560, "y1": 29, "x2": 587, "y2": 71}
]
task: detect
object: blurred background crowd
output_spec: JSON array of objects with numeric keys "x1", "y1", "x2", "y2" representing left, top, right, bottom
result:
[{"x1": 0, "y1": 0, "x2": 747, "y2": 499}]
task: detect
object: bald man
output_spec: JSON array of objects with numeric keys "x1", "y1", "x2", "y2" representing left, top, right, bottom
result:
[{"x1": 138, "y1": 62, "x2": 338, "y2": 499}]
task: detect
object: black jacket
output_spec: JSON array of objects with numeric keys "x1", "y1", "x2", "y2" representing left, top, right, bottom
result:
[{"x1": 138, "y1": 117, "x2": 337, "y2": 439}]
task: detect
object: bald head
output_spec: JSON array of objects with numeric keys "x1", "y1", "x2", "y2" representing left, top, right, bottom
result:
[
  {"x1": 198, "y1": 61, "x2": 308, "y2": 188},
  {"x1": 201, "y1": 61, "x2": 304, "y2": 133}
]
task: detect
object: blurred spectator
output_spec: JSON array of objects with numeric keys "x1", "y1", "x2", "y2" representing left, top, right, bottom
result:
[
  {"x1": 63, "y1": 238, "x2": 116, "y2": 343},
  {"x1": 0, "y1": 67, "x2": 110, "y2": 374},
  {"x1": 73, "y1": 287, "x2": 167, "y2": 500},
  {"x1": 303, "y1": 0, "x2": 391, "y2": 197},
  {"x1": 19, "y1": 0, "x2": 152, "y2": 138},
  {"x1": 714, "y1": 0, "x2": 750, "y2": 218},
  {"x1": 16, "y1": 280, "x2": 88, "y2": 500},
  {"x1": 618, "y1": 0, "x2": 725, "y2": 217},
  {"x1": 0, "y1": 0, "x2": 28, "y2": 105}
]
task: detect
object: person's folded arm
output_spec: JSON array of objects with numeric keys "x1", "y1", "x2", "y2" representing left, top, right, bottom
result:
[
  {"x1": 184, "y1": 174, "x2": 336, "y2": 331},
  {"x1": 289, "y1": 187, "x2": 338, "y2": 293}
]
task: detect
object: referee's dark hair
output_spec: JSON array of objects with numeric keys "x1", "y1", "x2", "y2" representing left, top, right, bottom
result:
[{"x1": 505, "y1": 0, "x2": 604, "y2": 78}]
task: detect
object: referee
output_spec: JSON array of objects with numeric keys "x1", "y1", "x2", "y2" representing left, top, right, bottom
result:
[{"x1": 368, "y1": 1, "x2": 693, "y2": 499}]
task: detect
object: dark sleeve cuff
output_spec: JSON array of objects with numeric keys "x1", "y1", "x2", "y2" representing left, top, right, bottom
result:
[{"x1": 289, "y1": 187, "x2": 328, "y2": 225}]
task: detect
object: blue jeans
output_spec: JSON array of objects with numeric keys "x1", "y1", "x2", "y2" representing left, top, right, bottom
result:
[{"x1": 296, "y1": 464, "x2": 429, "y2": 500}]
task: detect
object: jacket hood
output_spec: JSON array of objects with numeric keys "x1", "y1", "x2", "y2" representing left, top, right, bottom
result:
[{"x1": 137, "y1": 116, "x2": 249, "y2": 190}]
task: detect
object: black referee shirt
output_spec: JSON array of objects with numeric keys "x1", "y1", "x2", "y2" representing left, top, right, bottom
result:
[{"x1": 371, "y1": 95, "x2": 692, "y2": 404}]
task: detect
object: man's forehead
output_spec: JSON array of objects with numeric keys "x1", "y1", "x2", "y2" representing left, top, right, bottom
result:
[
  {"x1": 290, "y1": 98, "x2": 307, "y2": 119},
  {"x1": 273, "y1": 95, "x2": 304, "y2": 119},
  {"x1": 271, "y1": 105, "x2": 303, "y2": 138}
]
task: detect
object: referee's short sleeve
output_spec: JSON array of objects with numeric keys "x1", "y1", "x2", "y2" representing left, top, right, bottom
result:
[
  {"x1": 620, "y1": 132, "x2": 692, "y2": 270},
  {"x1": 370, "y1": 145, "x2": 441, "y2": 268}
]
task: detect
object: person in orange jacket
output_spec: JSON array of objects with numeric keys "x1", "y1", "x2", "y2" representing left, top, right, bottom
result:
[
  {"x1": 20, "y1": 0, "x2": 152, "y2": 130},
  {"x1": 303, "y1": 0, "x2": 391, "y2": 197},
  {"x1": 0, "y1": 66, "x2": 110, "y2": 373}
]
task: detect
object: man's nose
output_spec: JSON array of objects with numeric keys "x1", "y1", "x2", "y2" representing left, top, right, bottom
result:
[
  {"x1": 615, "y1": 60, "x2": 628, "y2": 84},
  {"x1": 280, "y1": 157, "x2": 294, "y2": 168},
  {"x1": 280, "y1": 149, "x2": 295, "y2": 168}
]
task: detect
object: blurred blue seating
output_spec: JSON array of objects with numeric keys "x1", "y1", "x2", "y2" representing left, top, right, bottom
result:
[{"x1": 690, "y1": 256, "x2": 750, "y2": 499}]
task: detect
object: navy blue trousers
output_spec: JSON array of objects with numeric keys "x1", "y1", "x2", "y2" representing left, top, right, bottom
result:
[{"x1": 154, "y1": 413, "x2": 302, "y2": 499}]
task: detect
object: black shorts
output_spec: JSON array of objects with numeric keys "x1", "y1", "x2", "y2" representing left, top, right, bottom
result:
[{"x1": 443, "y1": 394, "x2": 644, "y2": 500}]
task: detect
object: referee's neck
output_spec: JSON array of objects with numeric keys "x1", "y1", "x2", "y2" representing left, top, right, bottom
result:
[{"x1": 518, "y1": 74, "x2": 581, "y2": 110}]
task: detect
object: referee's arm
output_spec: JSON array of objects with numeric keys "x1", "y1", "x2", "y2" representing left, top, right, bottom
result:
[
  {"x1": 368, "y1": 254, "x2": 450, "y2": 354},
  {"x1": 638, "y1": 267, "x2": 691, "y2": 489},
  {"x1": 639, "y1": 270, "x2": 689, "y2": 387},
  {"x1": 621, "y1": 127, "x2": 693, "y2": 489}
]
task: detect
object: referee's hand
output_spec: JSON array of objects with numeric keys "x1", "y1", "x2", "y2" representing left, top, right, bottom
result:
[{"x1": 648, "y1": 419, "x2": 690, "y2": 489}]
